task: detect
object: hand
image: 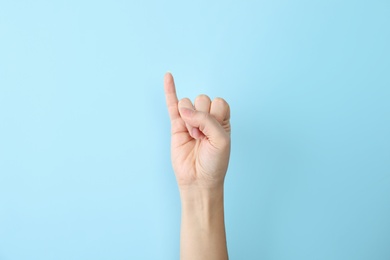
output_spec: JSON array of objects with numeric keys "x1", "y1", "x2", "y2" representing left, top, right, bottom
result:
[{"x1": 164, "y1": 72, "x2": 231, "y2": 191}]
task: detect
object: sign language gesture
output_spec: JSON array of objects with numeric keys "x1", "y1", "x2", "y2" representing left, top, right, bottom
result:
[
  {"x1": 164, "y1": 72, "x2": 230, "y2": 260},
  {"x1": 164, "y1": 72, "x2": 231, "y2": 191}
]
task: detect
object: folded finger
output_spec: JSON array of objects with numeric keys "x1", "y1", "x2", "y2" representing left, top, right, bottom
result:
[
  {"x1": 194, "y1": 94, "x2": 211, "y2": 113},
  {"x1": 178, "y1": 98, "x2": 195, "y2": 138},
  {"x1": 210, "y1": 97, "x2": 230, "y2": 124}
]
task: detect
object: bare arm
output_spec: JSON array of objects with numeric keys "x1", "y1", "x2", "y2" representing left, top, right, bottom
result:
[
  {"x1": 164, "y1": 72, "x2": 231, "y2": 260},
  {"x1": 180, "y1": 187, "x2": 228, "y2": 260}
]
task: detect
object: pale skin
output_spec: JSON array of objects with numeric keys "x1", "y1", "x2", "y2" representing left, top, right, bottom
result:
[{"x1": 163, "y1": 72, "x2": 231, "y2": 260}]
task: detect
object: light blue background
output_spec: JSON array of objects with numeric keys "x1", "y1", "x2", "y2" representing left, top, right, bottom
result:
[{"x1": 1, "y1": 0, "x2": 389, "y2": 259}]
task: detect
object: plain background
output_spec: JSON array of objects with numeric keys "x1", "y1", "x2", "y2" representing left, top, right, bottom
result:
[{"x1": 1, "y1": 0, "x2": 389, "y2": 259}]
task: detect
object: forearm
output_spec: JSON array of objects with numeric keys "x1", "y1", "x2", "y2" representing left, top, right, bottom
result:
[{"x1": 179, "y1": 186, "x2": 228, "y2": 260}]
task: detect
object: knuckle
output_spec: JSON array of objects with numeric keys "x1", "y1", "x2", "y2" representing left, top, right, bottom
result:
[
  {"x1": 195, "y1": 94, "x2": 211, "y2": 102},
  {"x1": 179, "y1": 97, "x2": 190, "y2": 104},
  {"x1": 213, "y1": 97, "x2": 227, "y2": 104},
  {"x1": 178, "y1": 98, "x2": 194, "y2": 109},
  {"x1": 213, "y1": 97, "x2": 230, "y2": 110}
]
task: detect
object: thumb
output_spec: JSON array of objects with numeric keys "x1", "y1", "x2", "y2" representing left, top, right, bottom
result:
[{"x1": 179, "y1": 107, "x2": 229, "y2": 146}]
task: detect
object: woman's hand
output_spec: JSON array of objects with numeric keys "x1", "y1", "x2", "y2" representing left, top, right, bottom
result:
[
  {"x1": 164, "y1": 72, "x2": 230, "y2": 259},
  {"x1": 164, "y1": 72, "x2": 231, "y2": 191}
]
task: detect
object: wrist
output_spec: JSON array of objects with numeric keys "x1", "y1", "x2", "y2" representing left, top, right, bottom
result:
[
  {"x1": 179, "y1": 184, "x2": 228, "y2": 259},
  {"x1": 179, "y1": 185, "x2": 224, "y2": 214}
]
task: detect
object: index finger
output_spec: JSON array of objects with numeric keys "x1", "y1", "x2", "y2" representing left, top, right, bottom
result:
[{"x1": 164, "y1": 72, "x2": 180, "y2": 121}]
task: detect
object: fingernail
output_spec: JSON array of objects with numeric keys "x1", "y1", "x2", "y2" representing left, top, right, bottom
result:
[{"x1": 164, "y1": 72, "x2": 173, "y2": 82}]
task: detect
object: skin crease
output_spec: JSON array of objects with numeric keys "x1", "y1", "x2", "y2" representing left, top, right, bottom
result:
[{"x1": 164, "y1": 72, "x2": 231, "y2": 260}]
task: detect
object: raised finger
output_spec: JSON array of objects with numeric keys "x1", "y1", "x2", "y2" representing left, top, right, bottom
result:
[{"x1": 163, "y1": 72, "x2": 180, "y2": 121}]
